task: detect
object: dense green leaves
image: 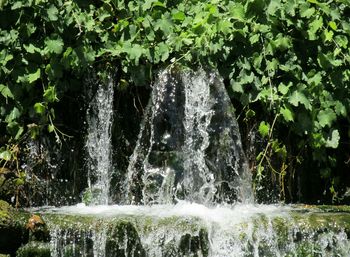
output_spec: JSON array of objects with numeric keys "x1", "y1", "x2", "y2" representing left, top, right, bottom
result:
[{"x1": 0, "y1": 0, "x2": 349, "y2": 202}]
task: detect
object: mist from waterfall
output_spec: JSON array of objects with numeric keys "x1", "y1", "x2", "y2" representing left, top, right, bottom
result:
[{"x1": 85, "y1": 75, "x2": 114, "y2": 205}]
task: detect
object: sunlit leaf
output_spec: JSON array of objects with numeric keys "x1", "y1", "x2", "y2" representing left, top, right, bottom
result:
[
  {"x1": 43, "y1": 86, "x2": 58, "y2": 102},
  {"x1": 308, "y1": 16, "x2": 323, "y2": 40},
  {"x1": 172, "y1": 11, "x2": 185, "y2": 21},
  {"x1": 0, "y1": 84, "x2": 14, "y2": 100},
  {"x1": 325, "y1": 129, "x2": 340, "y2": 148},
  {"x1": 24, "y1": 44, "x2": 41, "y2": 54},
  {"x1": 228, "y1": 3, "x2": 245, "y2": 21},
  {"x1": 289, "y1": 90, "x2": 311, "y2": 110},
  {"x1": 45, "y1": 38, "x2": 64, "y2": 54},
  {"x1": 48, "y1": 124, "x2": 55, "y2": 133},
  {"x1": 317, "y1": 109, "x2": 336, "y2": 128},
  {"x1": 280, "y1": 106, "x2": 294, "y2": 122},
  {"x1": 5, "y1": 107, "x2": 20, "y2": 122},
  {"x1": 47, "y1": 5, "x2": 58, "y2": 21},
  {"x1": 278, "y1": 83, "x2": 290, "y2": 95},
  {"x1": 258, "y1": 121, "x2": 270, "y2": 138},
  {"x1": 28, "y1": 68, "x2": 41, "y2": 84},
  {"x1": 34, "y1": 102, "x2": 46, "y2": 114},
  {"x1": 300, "y1": 5, "x2": 315, "y2": 18},
  {"x1": 0, "y1": 150, "x2": 11, "y2": 161},
  {"x1": 328, "y1": 21, "x2": 337, "y2": 31}
]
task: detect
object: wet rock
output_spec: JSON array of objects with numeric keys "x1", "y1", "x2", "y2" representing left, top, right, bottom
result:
[{"x1": 179, "y1": 228, "x2": 209, "y2": 257}]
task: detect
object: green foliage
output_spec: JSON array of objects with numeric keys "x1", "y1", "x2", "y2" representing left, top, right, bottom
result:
[
  {"x1": 0, "y1": 0, "x2": 349, "y2": 203},
  {"x1": 222, "y1": 0, "x2": 350, "y2": 201}
]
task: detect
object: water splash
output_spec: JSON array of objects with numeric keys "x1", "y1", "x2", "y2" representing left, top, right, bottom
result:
[
  {"x1": 42, "y1": 203, "x2": 350, "y2": 257},
  {"x1": 85, "y1": 75, "x2": 114, "y2": 205},
  {"x1": 126, "y1": 68, "x2": 252, "y2": 204}
]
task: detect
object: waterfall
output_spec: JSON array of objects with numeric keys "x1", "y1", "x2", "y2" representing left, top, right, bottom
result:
[
  {"x1": 24, "y1": 68, "x2": 350, "y2": 257},
  {"x1": 85, "y1": 75, "x2": 114, "y2": 205},
  {"x1": 126, "y1": 68, "x2": 253, "y2": 204}
]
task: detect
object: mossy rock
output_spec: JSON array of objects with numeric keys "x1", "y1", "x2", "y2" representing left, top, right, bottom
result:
[
  {"x1": 0, "y1": 200, "x2": 30, "y2": 255},
  {"x1": 235, "y1": 207, "x2": 350, "y2": 257},
  {"x1": 0, "y1": 200, "x2": 11, "y2": 223},
  {"x1": 0, "y1": 201, "x2": 49, "y2": 256},
  {"x1": 179, "y1": 228, "x2": 209, "y2": 257},
  {"x1": 33, "y1": 204, "x2": 350, "y2": 256},
  {"x1": 105, "y1": 221, "x2": 146, "y2": 257},
  {"x1": 16, "y1": 242, "x2": 51, "y2": 257}
]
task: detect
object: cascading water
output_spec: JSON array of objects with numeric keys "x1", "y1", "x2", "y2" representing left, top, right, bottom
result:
[
  {"x1": 85, "y1": 75, "x2": 114, "y2": 205},
  {"x1": 126, "y1": 68, "x2": 252, "y2": 204},
  {"x1": 27, "y1": 67, "x2": 350, "y2": 257}
]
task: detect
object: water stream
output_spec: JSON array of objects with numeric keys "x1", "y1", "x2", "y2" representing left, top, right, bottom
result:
[
  {"x1": 126, "y1": 68, "x2": 252, "y2": 204},
  {"x1": 85, "y1": 75, "x2": 115, "y2": 205}
]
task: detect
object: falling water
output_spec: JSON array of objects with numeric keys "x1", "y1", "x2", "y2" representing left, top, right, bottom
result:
[
  {"x1": 85, "y1": 75, "x2": 114, "y2": 205},
  {"x1": 126, "y1": 68, "x2": 252, "y2": 204}
]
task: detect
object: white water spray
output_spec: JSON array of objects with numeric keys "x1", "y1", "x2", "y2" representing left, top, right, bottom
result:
[{"x1": 85, "y1": 75, "x2": 114, "y2": 205}]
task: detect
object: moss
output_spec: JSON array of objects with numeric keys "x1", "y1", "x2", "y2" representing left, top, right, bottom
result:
[
  {"x1": 0, "y1": 201, "x2": 30, "y2": 255},
  {"x1": 0, "y1": 200, "x2": 11, "y2": 223},
  {"x1": 316, "y1": 205, "x2": 350, "y2": 213},
  {"x1": 290, "y1": 211, "x2": 350, "y2": 233},
  {"x1": 16, "y1": 242, "x2": 50, "y2": 257},
  {"x1": 234, "y1": 208, "x2": 350, "y2": 257},
  {"x1": 42, "y1": 213, "x2": 97, "y2": 232}
]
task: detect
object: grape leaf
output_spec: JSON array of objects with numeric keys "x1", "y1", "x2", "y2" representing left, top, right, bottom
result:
[
  {"x1": 45, "y1": 38, "x2": 64, "y2": 54},
  {"x1": 47, "y1": 5, "x2": 58, "y2": 21},
  {"x1": 317, "y1": 109, "x2": 336, "y2": 128},
  {"x1": 289, "y1": 90, "x2": 311, "y2": 110}
]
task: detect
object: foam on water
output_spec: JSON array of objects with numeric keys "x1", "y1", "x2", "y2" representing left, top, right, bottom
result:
[{"x1": 44, "y1": 202, "x2": 286, "y2": 223}]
